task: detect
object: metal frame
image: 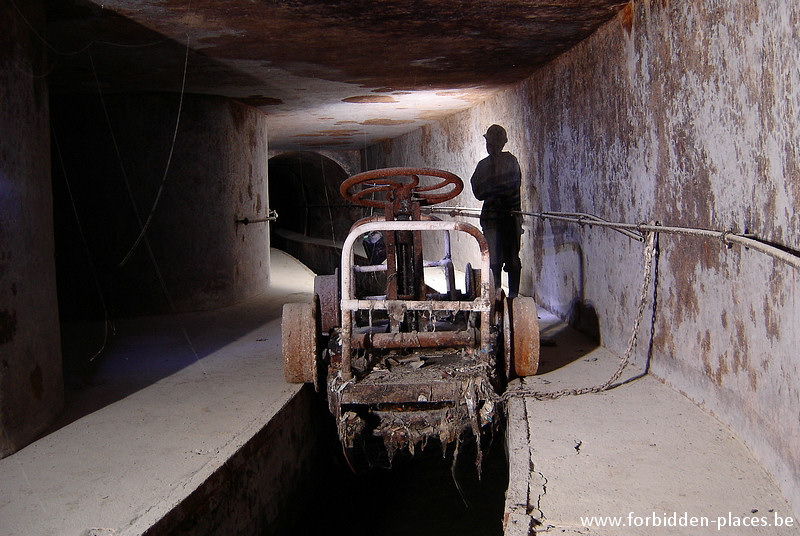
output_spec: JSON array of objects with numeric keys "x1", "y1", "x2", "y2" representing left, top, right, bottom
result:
[{"x1": 339, "y1": 219, "x2": 493, "y2": 380}]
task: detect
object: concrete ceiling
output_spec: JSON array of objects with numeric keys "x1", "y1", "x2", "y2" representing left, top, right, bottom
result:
[{"x1": 44, "y1": 0, "x2": 628, "y2": 152}]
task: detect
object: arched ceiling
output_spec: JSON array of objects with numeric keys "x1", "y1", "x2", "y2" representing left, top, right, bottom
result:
[{"x1": 44, "y1": 0, "x2": 629, "y2": 151}]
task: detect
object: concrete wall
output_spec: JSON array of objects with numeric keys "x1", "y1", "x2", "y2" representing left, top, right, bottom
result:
[
  {"x1": 51, "y1": 94, "x2": 270, "y2": 317},
  {"x1": 0, "y1": 0, "x2": 64, "y2": 457},
  {"x1": 142, "y1": 386, "x2": 327, "y2": 536},
  {"x1": 364, "y1": 0, "x2": 800, "y2": 516}
]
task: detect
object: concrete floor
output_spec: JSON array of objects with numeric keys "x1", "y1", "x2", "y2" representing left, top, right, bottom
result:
[
  {"x1": 504, "y1": 312, "x2": 798, "y2": 535},
  {"x1": 1, "y1": 250, "x2": 795, "y2": 535},
  {"x1": 0, "y1": 250, "x2": 313, "y2": 536}
]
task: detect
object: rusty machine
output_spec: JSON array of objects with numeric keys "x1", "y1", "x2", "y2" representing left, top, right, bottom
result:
[{"x1": 281, "y1": 167, "x2": 539, "y2": 461}]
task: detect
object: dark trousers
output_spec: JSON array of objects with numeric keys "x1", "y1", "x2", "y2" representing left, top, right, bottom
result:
[{"x1": 481, "y1": 214, "x2": 522, "y2": 297}]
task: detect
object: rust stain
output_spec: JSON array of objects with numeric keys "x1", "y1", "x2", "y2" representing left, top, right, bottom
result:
[
  {"x1": 44, "y1": 0, "x2": 629, "y2": 149},
  {"x1": 762, "y1": 266, "x2": 787, "y2": 341},
  {"x1": 441, "y1": 117, "x2": 466, "y2": 155},
  {"x1": 324, "y1": 129, "x2": 361, "y2": 136},
  {"x1": 229, "y1": 99, "x2": 249, "y2": 130},
  {"x1": 292, "y1": 129, "x2": 361, "y2": 138},
  {"x1": 731, "y1": 319, "x2": 749, "y2": 375},
  {"x1": 667, "y1": 246, "x2": 700, "y2": 322},
  {"x1": 343, "y1": 95, "x2": 398, "y2": 104},
  {"x1": 784, "y1": 140, "x2": 800, "y2": 207},
  {"x1": 416, "y1": 110, "x2": 453, "y2": 121},
  {"x1": 716, "y1": 351, "x2": 729, "y2": 384},
  {"x1": 699, "y1": 330, "x2": 724, "y2": 386},
  {"x1": 653, "y1": 322, "x2": 676, "y2": 363},
  {"x1": 619, "y1": 2, "x2": 634, "y2": 34},
  {"x1": 749, "y1": 369, "x2": 758, "y2": 391},
  {"x1": 763, "y1": 295, "x2": 780, "y2": 341},
  {"x1": 47, "y1": 1, "x2": 630, "y2": 96},
  {"x1": 360, "y1": 118, "x2": 414, "y2": 126}
]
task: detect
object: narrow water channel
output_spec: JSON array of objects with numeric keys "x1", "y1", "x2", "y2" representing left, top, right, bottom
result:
[{"x1": 295, "y1": 415, "x2": 509, "y2": 536}]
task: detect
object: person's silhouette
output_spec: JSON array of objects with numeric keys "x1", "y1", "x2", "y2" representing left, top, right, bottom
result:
[{"x1": 470, "y1": 124, "x2": 522, "y2": 297}]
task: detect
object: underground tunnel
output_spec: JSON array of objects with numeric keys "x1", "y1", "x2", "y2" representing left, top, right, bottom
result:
[{"x1": 2, "y1": 1, "x2": 800, "y2": 535}]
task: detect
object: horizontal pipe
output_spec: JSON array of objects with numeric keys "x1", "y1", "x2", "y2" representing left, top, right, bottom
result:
[
  {"x1": 351, "y1": 329, "x2": 476, "y2": 349},
  {"x1": 341, "y1": 298, "x2": 490, "y2": 313},
  {"x1": 235, "y1": 210, "x2": 279, "y2": 225}
]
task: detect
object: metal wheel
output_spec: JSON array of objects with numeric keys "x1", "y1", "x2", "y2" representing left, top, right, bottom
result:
[
  {"x1": 314, "y1": 270, "x2": 340, "y2": 333},
  {"x1": 497, "y1": 289, "x2": 512, "y2": 384},
  {"x1": 508, "y1": 296, "x2": 540, "y2": 377},
  {"x1": 340, "y1": 167, "x2": 463, "y2": 208},
  {"x1": 282, "y1": 300, "x2": 319, "y2": 384}
]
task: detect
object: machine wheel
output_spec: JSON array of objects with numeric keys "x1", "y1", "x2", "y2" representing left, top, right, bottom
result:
[
  {"x1": 340, "y1": 167, "x2": 463, "y2": 208},
  {"x1": 282, "y1": 300, "x2": 319, "y2": 384},
  {"x1": 464, "y1": 263, "x2": 481, "y2": 300},
  {"x1": 314, "y1": 270, "x2": 340, "y2": 333},
  {"x1": 497, "y1": 289, "x2": 512, "y2": 384},
  {"x1": 504, "y1": 296, "x2": 540, "y2": 378}
]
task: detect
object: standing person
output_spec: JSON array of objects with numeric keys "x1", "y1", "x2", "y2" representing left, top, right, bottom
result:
[{"x1": 470, "y1": 124, "x2": 522, "y2": 297}]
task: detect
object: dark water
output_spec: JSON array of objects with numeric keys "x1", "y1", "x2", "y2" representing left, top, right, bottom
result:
[{"x1": 297, "y1": 428, "x2": 509, "y2": 536}]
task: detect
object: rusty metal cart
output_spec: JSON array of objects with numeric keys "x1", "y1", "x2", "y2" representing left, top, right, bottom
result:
[{"x1": 281, "y1": 167, "x2": 539, "y2": 460}]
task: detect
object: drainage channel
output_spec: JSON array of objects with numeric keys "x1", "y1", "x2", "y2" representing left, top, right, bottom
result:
[
  {"x1": 283, "y1": 393, "x2": 509, "y2": 536},
  {"x1": 154, "y1": 386, "x2": 510, "y2": 535}
]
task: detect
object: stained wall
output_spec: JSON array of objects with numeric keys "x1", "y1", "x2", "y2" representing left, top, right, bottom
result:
[
  {"x1": 51, "y1": 94, "x2": 271, "y2": 318},
  {"x1": 0, "y1": 0, "x2": 64, "y2": 457},
  {"x1": 365, "y1": 0, "x2": 800, "y2": 515}
]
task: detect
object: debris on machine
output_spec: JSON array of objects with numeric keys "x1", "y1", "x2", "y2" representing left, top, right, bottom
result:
[{"x1": 281, "y1": 167, "x2": 540, "y2": 469}]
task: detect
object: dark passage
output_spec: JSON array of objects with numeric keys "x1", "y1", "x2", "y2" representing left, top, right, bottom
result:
[{"x1": 290, "y1": 413, "x2": 509, "y2": 536}]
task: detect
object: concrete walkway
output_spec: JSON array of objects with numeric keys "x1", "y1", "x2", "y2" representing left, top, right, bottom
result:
[
  {"x1": 504, "y1": 311, "x2": 798, "y2": 535},
  {"x1": 2, "y1": 250, "x2": 795, "y2": 535},
  {"x1": 0, "y1": 250, "x2": 314, "y2": 536}
]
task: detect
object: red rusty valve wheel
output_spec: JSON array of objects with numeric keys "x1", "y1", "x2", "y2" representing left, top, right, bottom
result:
[{"x1": 340, "y1": 167, "x2": 463, "y2": 209}]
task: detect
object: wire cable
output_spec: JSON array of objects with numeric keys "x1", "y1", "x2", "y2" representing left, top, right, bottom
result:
[
  {"x1": 52, "y1": 124, "x2": 113, "y2": 362},
  {"x1": 119, "y1": 34, "x2": 190, "y2": 267},
  {"x1": 424, "y1": 206, "x2": 800, "y2": 271}
]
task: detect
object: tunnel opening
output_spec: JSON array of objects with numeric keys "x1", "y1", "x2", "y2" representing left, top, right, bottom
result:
[
  {"x1": 287, "y1": 391, "x2": 510, "y2": 536},
  {"x1": 268, "y1": 152, "x2": 364, "y2": 275}
]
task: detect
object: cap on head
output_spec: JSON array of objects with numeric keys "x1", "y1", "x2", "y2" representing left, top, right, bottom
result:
[{"x1": 483, "y1": 124, "x2": 508, "y2": 145}]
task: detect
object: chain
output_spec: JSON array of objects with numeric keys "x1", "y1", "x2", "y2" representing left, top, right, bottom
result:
[{"x1": 503, "y1": 230, "x2": 657, "y2": 401}]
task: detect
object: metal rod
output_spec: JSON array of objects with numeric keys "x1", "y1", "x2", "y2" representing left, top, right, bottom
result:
[
  {"x1": 235, "y1": 210, "x2": 278, "y2": 225},
  {"x1": 351, "y1": 329, "x2": 476, "y2": 349},
  {"x1": 422, "y1": 207, "x2": 800, "y2": 270},
  {"x1": 341, "y1": 298, "x2": 491, "y2": 313}
]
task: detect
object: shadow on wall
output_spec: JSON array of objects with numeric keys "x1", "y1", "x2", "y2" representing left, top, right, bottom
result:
[
  {"x1": 536, "y1": 299, "x2": 601, "y2": 375},
  {"x1": 268, "y1": 152, "x2": 364, "y2": 274},
  {"x1": 568, "y1": 298, "x2": 601, "y2": 343}
]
